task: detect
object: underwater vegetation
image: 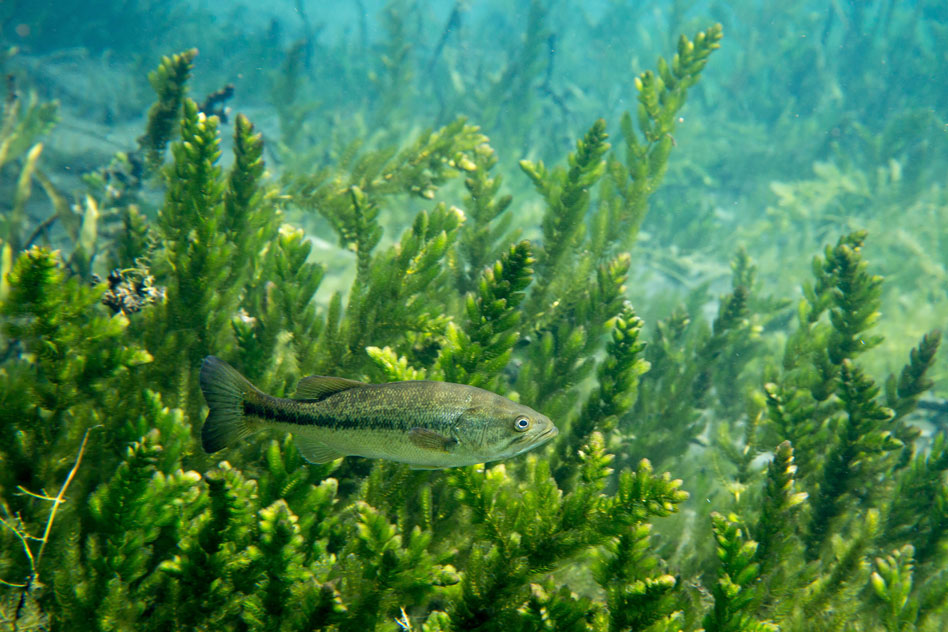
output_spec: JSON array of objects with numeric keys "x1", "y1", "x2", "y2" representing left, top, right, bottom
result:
[{"x1": 1, "y1": 1, "x2": 947, "y2": 630}]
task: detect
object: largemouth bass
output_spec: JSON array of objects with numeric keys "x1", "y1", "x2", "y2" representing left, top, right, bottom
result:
[{"x1": 199, "y1": 356, "x2": 558, "y2": 469}]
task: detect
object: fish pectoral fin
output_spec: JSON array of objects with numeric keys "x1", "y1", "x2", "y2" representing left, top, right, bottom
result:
[
  {"x1": 294, "y1": 434, "x2": 346, "y2": 464},
  {"x1": 294, "y1": 375, "x2": 365, "y2": 401},
  {"x1": 408, "y1": 427, "x2": 458, "y2": 452}
]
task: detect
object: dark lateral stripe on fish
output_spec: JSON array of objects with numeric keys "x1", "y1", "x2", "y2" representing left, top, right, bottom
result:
[
  {"x1": 243, "y1": 398, "x2": 310, "y2": 425},
  {"x1": 242, "y1": 396, "x2": 422, "y2": 432}
]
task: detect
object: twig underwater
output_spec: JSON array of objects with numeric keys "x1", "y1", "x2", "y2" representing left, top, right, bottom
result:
[{"x1": 0, "y1": 428, "x2": 94, "y2": 630}]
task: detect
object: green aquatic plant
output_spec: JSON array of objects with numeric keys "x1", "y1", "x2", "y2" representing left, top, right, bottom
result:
[
  {"x1": 510, "y1": 23, "x2": 723, "y2": 466},
  {"x1": 0, "y1": 247, "x2": 151, "y2": 497},
  {"x1": 3, "y1": 16, "x2": 948, "y2": 632},
  {"x1": 142, "y1": 97, "x2": 277, "y2": 413},
  {"x1": 521, "y1": 117, "x2": 610, "y2": 306},
  {"x1": 552, "y1": 300, "x2": 649, "y2": 482},
  {"x1": 456, "y1": 142, "x2": 515, "y2": 294},
  {"x1": 703, "y1": 511, "x2": 776, "y2": 632},
  {"x1": 620, "y1": 247, "x2": 767, "y2": 473},
  {"x1": 139, "y1": 48, "x2": 197, "y2": 171},
  {"x1": 446, "y1": 434, "x2": 688, "y2": 631},
  {"x1": 436, "y1": 240, "x2": 534, "y2": 390},
  {"x1": 0, "y1": 26, "x2": 724, "y2": 629},
  {"x1": 288, "y1": 117, "x2": 489, "y2": 377},
  {"x1": 233, "y1": 223, "x2": 325, "y2": 391}
]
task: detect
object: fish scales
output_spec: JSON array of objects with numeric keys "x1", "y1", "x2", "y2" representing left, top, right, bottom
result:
[
  {"x1": 248, "y1": 381, "x2": 475, "y2": 431},
  {"x1": 199, "y1": 356, "x2": 558, "y2": 469},
  {"x1": 243, "y1": 383, "x2": 481, "y2": 463}
]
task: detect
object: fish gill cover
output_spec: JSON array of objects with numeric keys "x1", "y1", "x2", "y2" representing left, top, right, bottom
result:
[{"x1": 0, "y1": 1, "x2": 946, "y2": 631}]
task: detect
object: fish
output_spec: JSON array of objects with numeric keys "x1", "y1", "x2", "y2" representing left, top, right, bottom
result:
[{"x1": 198, "y1": 356, "x2": 558, "y2": 469}]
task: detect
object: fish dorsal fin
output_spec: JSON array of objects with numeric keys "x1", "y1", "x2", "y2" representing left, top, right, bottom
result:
[
  {"x1": 294, "y1": 434, "x2": 346, "y2": 464},
  {"x1": 294, "y1": 375, "x2": 365, "y2": 400}
]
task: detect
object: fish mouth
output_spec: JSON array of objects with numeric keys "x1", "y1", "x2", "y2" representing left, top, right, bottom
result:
[
  {"x1": 511, "y1": 424, "x2": 558, "y2": 449},
  {"x1": 536, "y1": 425, "x2": 558, "y2": 445}
]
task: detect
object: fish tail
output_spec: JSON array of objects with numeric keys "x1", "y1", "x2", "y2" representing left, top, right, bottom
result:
[{"x1": 199, "y1": 355, "x2": 261, "y2": 453}]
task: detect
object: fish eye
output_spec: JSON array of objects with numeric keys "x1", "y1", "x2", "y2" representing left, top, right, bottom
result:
[{"x1": 514, "y1": 416, "x2": 530, "y2": 432}]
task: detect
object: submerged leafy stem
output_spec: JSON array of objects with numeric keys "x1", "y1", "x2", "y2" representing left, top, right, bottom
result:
[{"x1": 5, "y1": 19, "x2": 947, "y2": 632}]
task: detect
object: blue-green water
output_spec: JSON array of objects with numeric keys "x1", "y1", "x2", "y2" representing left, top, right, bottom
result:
[{"x1": 1, "y1": 2, "x2": 947, "y2": 630}]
